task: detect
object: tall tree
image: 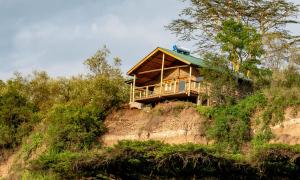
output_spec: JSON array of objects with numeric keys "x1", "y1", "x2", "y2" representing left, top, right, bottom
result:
[
  {"x1": 167, "y1": 0, "x2": 299, "y2": 69},
  {"x1": 84, "y1": 46, "x2": 111, "y2": 76},
  {"x1": 216, "y1": 19, "x2": 264, "y2": 76},
  {"x1": 84, "y1": 46, "x2": 123, "y2": 79}
]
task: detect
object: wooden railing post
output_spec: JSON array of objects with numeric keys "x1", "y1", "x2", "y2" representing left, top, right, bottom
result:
[
  {"x1": 146, "y1": 86, "x2": 149, "y2": 97},
  {"x1": 160, "y1": 53, "x2": 165, "y2": 96}
]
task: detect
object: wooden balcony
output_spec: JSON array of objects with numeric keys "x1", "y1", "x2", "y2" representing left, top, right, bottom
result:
[{"x1": 131, "y1": 79, "x2": 207, "y2": 103}]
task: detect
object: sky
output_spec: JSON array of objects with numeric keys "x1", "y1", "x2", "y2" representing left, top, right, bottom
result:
[{"x1": 0, "y1": 0, "x2": 299, "y2": 80}]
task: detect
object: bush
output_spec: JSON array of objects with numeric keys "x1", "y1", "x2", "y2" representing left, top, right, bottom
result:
[
  {"x1": 0, "y1": 90, "x2": 36, "y2": 148},
  {"x1": 251, "y1": 144, "x2": 300, "y2": 177},
  {"x1": 29, "y1": 151, "x2": 83, "y2": 179},
  {"x1": 199, "y1": 93, "x2": 267, "y2": 151},
  {"x1": 262, "y1": 87, "x2": 300, "y2": 125},
  {"x1": 28, "y1": 141, "x2": 240, "y2": 179},
  {"x1": 251, "y1": 127, "x2": 273, "y2": 148},
  {"x1": 28, "y1": 140, "x2": 300, "y2": 179},
  {"x1": 45, "y1": 104, "x2": 106, "y2": 152}
]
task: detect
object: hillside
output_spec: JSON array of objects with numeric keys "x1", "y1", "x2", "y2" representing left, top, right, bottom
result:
[
  {"x1": 0, "y1": 58, "x2": 300, "y2": 179},
  {"x1": 102, "y1": 102, "x2": 300, "y2": 147},
  {"x1": 0, "y1": 88, "x2": 300, "y2": 179}
]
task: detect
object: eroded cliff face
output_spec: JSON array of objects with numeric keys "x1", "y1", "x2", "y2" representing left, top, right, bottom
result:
[
  {"x1": 101, "y1": 102, "x2": 209, "y2": 146},
  {"x1": 270, "y1": 107, "x2": 300, "y2": 144},
  {"x1": 103, "y1": 101, "x2": 300, "y2": 147}
]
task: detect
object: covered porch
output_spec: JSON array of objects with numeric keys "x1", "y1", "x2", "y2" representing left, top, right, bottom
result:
[
  {"x1": 131, "y1": 78, "x2": 207, "y2": 103},
  {"x1": 127, "y1": 47, "x2": 209, "y2": 106}
]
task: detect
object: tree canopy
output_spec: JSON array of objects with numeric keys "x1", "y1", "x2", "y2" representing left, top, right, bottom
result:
[
  {"x1": 216, "y1": 19, "x2": 264, "y2": 76},
  {"x1": 167, "y1": 0, "x2": 299, "y2": 69}
]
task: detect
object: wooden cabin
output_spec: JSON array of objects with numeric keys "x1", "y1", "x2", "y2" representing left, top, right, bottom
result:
[{"x1": 127, "y1": 47, "x2": 211, "y2": 108}]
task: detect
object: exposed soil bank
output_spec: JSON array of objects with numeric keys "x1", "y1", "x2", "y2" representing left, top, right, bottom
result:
[
  {"x1": 104, "y1": 103, "x2": 300, "y2": 147},
  {"x1": 102, "y1": 102, "x2": 209, "y2": 146},
  {"x1": 270, "y1": 108, "x2": 300, "y2": 144}
]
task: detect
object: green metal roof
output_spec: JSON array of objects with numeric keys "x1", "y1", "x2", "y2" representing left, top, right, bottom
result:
[
  {"x1": 159, "y1": 47, "x2": 206, "y2": 67},
  {"x1": 160, "y1": 47, "x2": 251, "y2": 81}
]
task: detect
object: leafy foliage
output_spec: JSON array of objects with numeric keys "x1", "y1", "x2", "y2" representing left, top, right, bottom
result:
[
  {"x1": 167, "y1": 0, "x2": 299, "y2": 69},
  {"x1": 199, "y1": 85, "x2": 300, "y2": 151},
  {"x1": 28, "y1": 140, "x2": 300, "y2": 179},
  {"x1": 0, "y1": 89, "x2": 36, "y2": 148},
  {"x1": 201, "y1": 53, "x2": 249, "y2": 105},
  {"x1": 261, "y1": 87, "x2": 300, "y2": 126},
  {"x1": 46, "y1": 104, "x2": 105, "y2": 152},
  {"x1": 216, "y1": 19, "x2": 264, "y2": 76},
  {"x1": 0, "y1": 46, "x2": 128, "y2": 179},
  {"x1": 198, "y1": 93, "x2": 268, "y2": 151}
]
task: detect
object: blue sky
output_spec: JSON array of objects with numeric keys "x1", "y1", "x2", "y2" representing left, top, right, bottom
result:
[{"x1": 0, "y1": 0, "x2": 299, "y2": 80}]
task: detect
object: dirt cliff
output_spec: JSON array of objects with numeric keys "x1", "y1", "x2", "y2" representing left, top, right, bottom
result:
[
  {"x1": 101, "y1": 102, "x2": 209, "y2": 146},
  {"x1": 270, "y1": 107, "x2": 300, "y2": 144}
]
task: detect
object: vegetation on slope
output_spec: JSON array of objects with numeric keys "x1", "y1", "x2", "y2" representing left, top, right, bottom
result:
[
  {"x1": 0, "y1": 0, "x2": 300, "y2": 179},
  {"x1": 0, "y1": 47, "x2": 128, "y2": 178},
  {"x1": 0, "y1": 88, "x2": 37, "y2": 149},
  {"x1": 197, "y1": 86, "x2": 300, "y2": 152},
  {"x1": 22, "y1": 140, "x2": 300, "y2": 179}
]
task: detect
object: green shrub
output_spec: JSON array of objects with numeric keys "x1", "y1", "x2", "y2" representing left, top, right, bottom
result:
[
  {"x1": 251, "y1": 143, "x2": 300, "y2": 177},
  {"x1": 28, "y1": 140, "x2": 300, "y2": 179},
  {"x1": 200, "y1": 93, "x2": 267, "y2": 151},
  {"x1": 0, "y1": 90, "x2": 36, "y2": 148},
  {"x1": 29, "y1": 151, "x2": 81, "y2": 179},
  {"x1": 251, "y1": 127, "x2": 273, "y2": 148},
  {"x1": 262, "y1": 87, "x2": 300, "y2": 125},
  {"x1": 45, "y1": 104, "x2": 106, "y2": 152}
]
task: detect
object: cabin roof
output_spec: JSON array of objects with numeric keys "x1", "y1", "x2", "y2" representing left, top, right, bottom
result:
[
  {"x1": 127, "y1": 47, "x2": 204, "y2": 76},
  {"x1": 159, "y1": 47, "x2": 205, "y2": 67}
]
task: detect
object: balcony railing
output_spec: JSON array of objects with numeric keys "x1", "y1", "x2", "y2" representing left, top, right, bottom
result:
[{"x1": 133, "y1": 79, "x2": 207, "y2": 101}]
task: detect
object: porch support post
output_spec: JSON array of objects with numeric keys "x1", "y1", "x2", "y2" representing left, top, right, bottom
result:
[
  {"x1": 133, "y1": 75, "x2": 136, "y2": 102},
  {"x1": 129, "y1": 82, "x2": 133, "y2": 103},
  {"x1": 160, "y1": 53, "x2": 165, "y2": 96},
  {"x1": 188, "y1": 65, "x2": 192, "y2": 96},
  {"x1": 197, "y1": 82, "x2": 201, "y2": 105},
  {"x1": 174, "y1": 80, "x2": 177, "y2": 93}
]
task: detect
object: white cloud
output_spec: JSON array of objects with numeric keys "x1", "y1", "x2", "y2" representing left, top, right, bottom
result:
[
  {"x1": 7, "y1": 0, "x2": 299, "y2": 80},
  {"x1": 0, "y1": 0, "x2": 185, "y2": 80}
]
